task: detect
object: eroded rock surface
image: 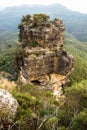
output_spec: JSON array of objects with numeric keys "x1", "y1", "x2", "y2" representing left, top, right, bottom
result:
[
  {"x1": 17, "y1": 14, "x2": 73, "y2": 97},
  {"x1": 0, "y1": 89, "x2": 18, "y2": 122}
]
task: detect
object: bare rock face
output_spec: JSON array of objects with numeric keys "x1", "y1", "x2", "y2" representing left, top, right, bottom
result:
[
  {"x1": 17, "y1": 14, "x2": 73, "y2": 97},
  {"x1": 0, "y1": 89, "x2": 18, "y2": 122}
]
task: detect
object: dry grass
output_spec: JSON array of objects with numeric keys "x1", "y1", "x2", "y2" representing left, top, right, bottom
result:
[{"x1": 0, "y1": 77, "x2": 16, "y2": 92}]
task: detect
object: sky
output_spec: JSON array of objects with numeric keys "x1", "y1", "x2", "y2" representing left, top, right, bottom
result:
[{"x1": 0, "y1": 0, "x2": 87, "y2": 14}]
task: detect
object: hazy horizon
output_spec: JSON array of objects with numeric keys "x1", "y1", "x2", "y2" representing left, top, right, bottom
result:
[{"x1": 0, "y1": 0, "x2": 87, "y2": 14}]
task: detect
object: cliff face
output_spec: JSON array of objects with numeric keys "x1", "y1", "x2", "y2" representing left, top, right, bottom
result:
[{"x1": 17, "y1": 14, "x2": 73, "y2": 97}]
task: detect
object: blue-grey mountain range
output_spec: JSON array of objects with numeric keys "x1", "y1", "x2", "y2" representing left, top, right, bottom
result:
[{"x1": 0, "y1": 4, "x2": 87, "y2": 41}]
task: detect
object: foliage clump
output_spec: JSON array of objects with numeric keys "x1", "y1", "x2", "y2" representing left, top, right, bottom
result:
[
  {"x1": 11, "y1": 84, "x2": 58, "y2": 130},
  {"x1": 18, "y1": 14, "x2": 50, "y2": 29},
  {"x1": 33, "y1": 14, "x2": 50, "y2": 24},
  {"x1": 72, "y1": 110, "x2": 87, "y2": 130}
]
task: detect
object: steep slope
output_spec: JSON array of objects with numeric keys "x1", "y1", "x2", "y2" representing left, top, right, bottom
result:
[{"x1": 64, "y1": 34, "x2": 87, "y2": 84}]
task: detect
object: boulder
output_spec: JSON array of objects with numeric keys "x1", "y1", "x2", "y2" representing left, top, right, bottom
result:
[{"x1": 0, "y1": 89, "x2": 18, "y2": 122}]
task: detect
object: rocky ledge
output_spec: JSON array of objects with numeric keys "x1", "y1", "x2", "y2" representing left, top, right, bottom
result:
[{"x1": 16, "y1": 14, "x2": 73, "y2": 97}]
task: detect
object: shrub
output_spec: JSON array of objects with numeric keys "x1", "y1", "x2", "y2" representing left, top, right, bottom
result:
[
  {"x1": 31, "y1": 41, "x2": 38, "y2": 47},
  {"x1": 72, "y1": 110, "x2": 87, "y2": 130}
]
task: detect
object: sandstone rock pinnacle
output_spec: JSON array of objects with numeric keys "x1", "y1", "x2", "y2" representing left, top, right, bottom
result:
[{"x1": 16, "y1": 14, "x2": 73, "y2": 97}]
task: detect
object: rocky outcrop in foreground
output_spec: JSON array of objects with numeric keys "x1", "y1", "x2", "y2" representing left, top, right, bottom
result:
[
  {"x1": 17, "y1": 14, "x2": 73, "y2": 97},
  {"x1": 0, "y1": 89, "x2": 18, "y2": 125}
]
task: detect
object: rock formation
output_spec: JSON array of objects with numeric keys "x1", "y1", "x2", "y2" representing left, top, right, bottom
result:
[
  {"x1": 17, "y1": 14, "x2": 73, "y2": 97},
  {"x1": 0, "y1": 89, "x2": 18, "y2": 125}
]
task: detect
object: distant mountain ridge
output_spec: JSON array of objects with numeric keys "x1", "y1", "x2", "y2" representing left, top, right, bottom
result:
[{"x1": 0, "y1": 4, "x2": 87, "y2": 41}]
